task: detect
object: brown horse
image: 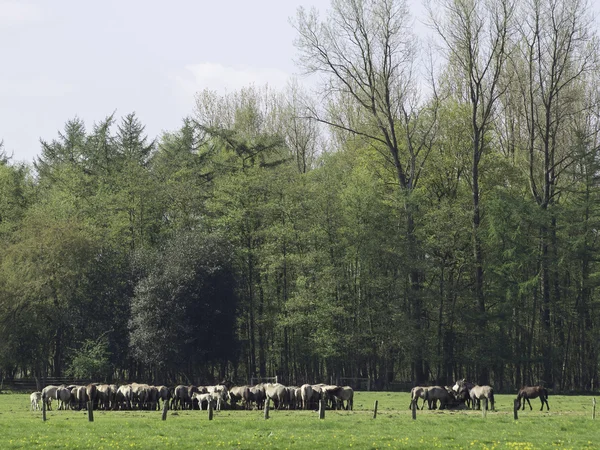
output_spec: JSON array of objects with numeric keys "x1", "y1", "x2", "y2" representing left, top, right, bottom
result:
[
  {"x1": 517, "y1": 386, "x2": 549, "y2": 411},
  {"x1": 452, "y1": 379, "x2": 475, "y2": 409}
]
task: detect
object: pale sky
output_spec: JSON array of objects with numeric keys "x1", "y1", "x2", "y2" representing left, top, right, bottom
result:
[{"x1": 1, "y1": 0, "x2": 428, "y2": 164}]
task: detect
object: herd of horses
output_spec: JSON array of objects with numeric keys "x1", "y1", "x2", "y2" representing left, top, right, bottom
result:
[
  {"x1": 29, "y1": 379, "x2": 550, "y2": 414},
  {"x1": 29, "y1": 382, "x2": 354, "y2": 412},
  {"x1": 410, "y1": 379, "x2": 550, "y2": 412}
]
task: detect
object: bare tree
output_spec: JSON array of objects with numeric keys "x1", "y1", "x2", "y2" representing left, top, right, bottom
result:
[
  {"x1": 508, "y1": 0, "x2": 598, "y2": 387},
  {"x1": 293, "y1": 0, "x2": 438, "y2": 383},
  {"x1": 282, "y1": 80, "x2": 322, "y2": 173},
  {"x1": 427, "y1": 0, "x2": 513, "y2": 384}
]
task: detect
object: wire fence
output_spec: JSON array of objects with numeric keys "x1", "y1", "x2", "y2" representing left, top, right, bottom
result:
[{"x1": 249, "y1": 376, "x2": 278, "y2": 386}]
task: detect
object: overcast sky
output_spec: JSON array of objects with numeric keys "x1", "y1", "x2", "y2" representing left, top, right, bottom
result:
[{"x1": 1, "y1": 0, "x2": 428, "y2": 164}]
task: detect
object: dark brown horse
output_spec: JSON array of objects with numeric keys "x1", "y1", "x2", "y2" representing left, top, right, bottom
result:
[
  {"x1": 452, "y1": 379, "x2": 475, "y2": 409},
  {"x1": 516, "y1": 386, "x2": 549, "y2": 411}
]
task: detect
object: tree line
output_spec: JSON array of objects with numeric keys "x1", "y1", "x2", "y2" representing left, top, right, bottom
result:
[{"x1": 1, "y1": 0, "x2": 599, "y2": 392}]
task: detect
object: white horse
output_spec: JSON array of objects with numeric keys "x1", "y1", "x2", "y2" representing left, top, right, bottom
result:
[
  {"x1": 470, "y1": 385, "x2": 495, "y2": 411},
  {"x1": 300, "y1": 384, "x2": 313, "y2": 410},
  {"x1": 193, "y1": 392, "x2": 214, "y2": 410},
  {"x1": 41, "y1": 385, "x2": 59, "y2": 410},
  {"x1": 30, "y1": 392, "x2": 42, "y2": 411}
]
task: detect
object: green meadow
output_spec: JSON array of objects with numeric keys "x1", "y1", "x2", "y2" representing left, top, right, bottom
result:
[{"x1": 0, "y1": 391, "x2": 597, "y2": 449}]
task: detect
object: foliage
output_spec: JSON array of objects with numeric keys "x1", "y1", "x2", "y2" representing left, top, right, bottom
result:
[
  {"x1": 0, "y1": 0, "x2": 599, "y2": 390},
  {"x1": 128, "y1": 231, "x2": 237, "y2": 380},
  {"x1": 65, "y1": 337, "x2": 112, "y2": 380}
]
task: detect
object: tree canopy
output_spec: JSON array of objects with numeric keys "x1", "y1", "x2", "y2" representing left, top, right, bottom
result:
[{"x1": 0, "y1": 0, "x2": 599, "y2": 391}]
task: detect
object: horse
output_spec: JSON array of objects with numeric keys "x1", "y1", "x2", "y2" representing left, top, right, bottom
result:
[
  {"x1": 423, "y1": 386, "x2": 456, "y2": 410},
  {"x1": 327, "y1": 386, "x2": 354, "y2": 410},
  {"x1": 470, "y1": 385, "x2": 495, "y2": 411},
  {"x1": 517, "y1": 386, "x2": 549, "y2": 411},
  {"x1": 452, "y1": 379, "x2": 476, "y2": 409},
  {"x1": 453, "y1": 385, "x2": 472, "y2": 408},
  {"x1": 409, "y1": 386, "x2": 430, "y2": 410},
  {"x1": 56, "y1": 386, "x2": 72, "y2": 410},
  {"x1": 30, "y1": 392, "x2": 42, "y2": 411},
  {"x1": 452, "y1": 379, "x2": 475, "y2": 393}
]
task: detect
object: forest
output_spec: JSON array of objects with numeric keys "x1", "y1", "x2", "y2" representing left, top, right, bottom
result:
[{"x1": 1, "y1": 0, "x2": 599, "y2": 392}]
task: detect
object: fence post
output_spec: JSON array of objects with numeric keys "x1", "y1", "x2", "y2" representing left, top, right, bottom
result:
[
  {"x1": 593, "y1": 398, "x2": 596, "y2": 420},
  {"x1": 264, "y1": 399, "x2": 270, "y2": 420},
  {"x1": 208, "y1": 399, "x2": 214, "y2": 420},
  {"x1": 513, "y1": 399, "x2": 519, "y2": 420},
  {"x1": 162, "y1": 400, "x2": 168, "y2": 420},
  {"x1": 42, "y1": 398, "x2": 46, "y2": 422},
  {"x1": 319, "y1": 399, "x2": 325, "y2": 419},
  {"x1": 87, "y1": 401, "x2": 94, "y2": 422},
  {"x1": 373, "y1": 400, "x2": 378, "y2": 419},
  {"x1": 411, "y1": 399, "x2": 417, "y2": 420},
  {"x1": 482, "y1": 398, "x2": 488, "y2": 418}
]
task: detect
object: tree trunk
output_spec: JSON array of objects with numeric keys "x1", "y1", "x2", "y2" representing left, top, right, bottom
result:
[
  {"x1": 540, "y1": 223, "x2": 552, "y2": 387},
  {"x1": 53, "y1": 324, "x2": 63, "y2": 377},
  {"x1": 472, "y1": 129, "x2": 488, "y2": 386}
]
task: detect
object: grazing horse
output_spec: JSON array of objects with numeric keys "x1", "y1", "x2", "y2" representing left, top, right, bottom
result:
[
  {"x1": 452, "y1": 379, "x2": 476, "y2": 408},
  {"x1": 453, "y1": 385, "x2": 472, "y2": 408},
  {"x1": 229, "y1": 386, "x2": 251, "y2": 410},
  {"x1": 424, "y1": 386, "x2": 456, "y2": 410},
  {"x1": 171, "y1": 385, "x2": 190, "y2": 410},
  {"x1": 327, "y1": 386, "x2": 354, "y2": 410},
  {"x1": 41, "y1": 385, "x2": 59, "y2": 411},
  {"x1": 517, "y1": 386, "x2": 549, "y2": 411},
  {"x1": 300, "y1": 384, "x2": 313, "y2": 410},
  {"x1": 470, "y1": 385, "x2": 495, "y2": 411},
  {"x1": 249, "y1": 385, "x2": 265, "y2": 410},
  {"x1": 452, "y1": 379, "x2": 475, "y2": 393},
  {"x1": 56, "y1": 386, "x2": 72, "y2": 410}
]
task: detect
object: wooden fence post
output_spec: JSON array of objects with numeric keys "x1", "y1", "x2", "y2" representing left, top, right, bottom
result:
[
  {"x1": 162, "y1": 400, "x2": 168, "y2": 420},
  {"x1": 482, "y1": 398, "x2": 488, "y2": 418},
  {"x1": 373, "y1": 400, "x2": 378, "y2": 419},
  {"x1": 87, "y1": 401, "x2": 94, "y2": 422},
  {"x1": 263, "y1": 399, "x2": 270, "y2": 420},
  {"x1": 411, "y1": 399, "x2": 417, "y2": 420},
  {"x1": 513, "y1": 399, "x2": 519, "y2": 420},
  {"x1": 319, "y1": 399, "x2": 325, "y2": 419},
  {"x1": 593, "y1": 398, "x2": 596, "y2": 420},
  {"x1": 42, "y1": 398, "x2": 46, "y2": 422},
  {"x1": 208, "y1": 400, "x2": 214, "y2": 420}
]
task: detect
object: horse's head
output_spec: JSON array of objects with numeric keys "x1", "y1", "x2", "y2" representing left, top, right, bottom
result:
[{"x1": 452, "y1": 379, "x2": 465, "y2": 392}]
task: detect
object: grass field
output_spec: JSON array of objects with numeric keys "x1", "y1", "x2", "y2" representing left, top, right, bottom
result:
[{"x1": 0, "y1": 391, "x2": 598, "y2": 449}]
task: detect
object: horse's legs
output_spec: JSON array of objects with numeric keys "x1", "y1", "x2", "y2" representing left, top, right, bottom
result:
[
  {"x1": 541, "y1": 396, "x2": 549, "y2": 411},
  {"x1": 526, "y1": 398, "x2": 532, "y2": 410}
]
